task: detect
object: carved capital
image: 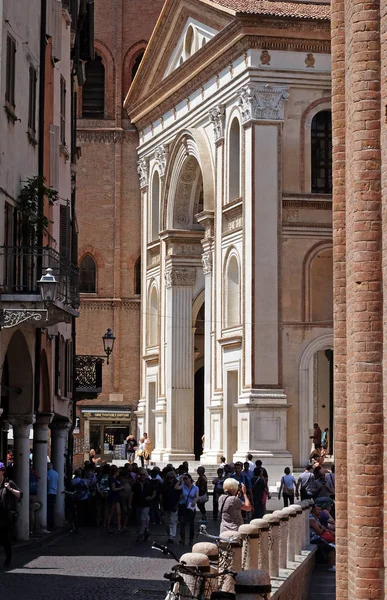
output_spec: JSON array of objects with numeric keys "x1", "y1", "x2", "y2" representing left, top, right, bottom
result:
[
  {"x1": 164, "y1": 267, "x2": 196, "y2": 288},
  {"x1": 209, "y1": 105, "x2": 226, "y2": 142},
  {"x1": 154, "y1": 144, "x2": 168, "y2": 177},
  {"x1": 202, "y1": 251, "x2": 213, "y2": 275},
  {"x1": 137, "y1": 157, "x2": 149, "y2": 188},
  {"x1": 238, "y1": 84, "x2": 289, "y2": 124}
]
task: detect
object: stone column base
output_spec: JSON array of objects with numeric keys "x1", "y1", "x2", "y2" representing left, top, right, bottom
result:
[
  {"x1": 200, "y1": 450, "x2": 224, "y2": 465},
  {"x1": 161, "y1": 451, "x2": 196, "y2": 463}
]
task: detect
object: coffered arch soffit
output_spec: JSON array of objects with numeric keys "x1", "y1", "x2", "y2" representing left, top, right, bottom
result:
[{"x1": 162, "y1": 129, "x2": 214, "y2": 231}]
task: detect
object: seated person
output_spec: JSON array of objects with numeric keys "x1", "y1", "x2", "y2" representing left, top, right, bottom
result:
[{"x1": 309, "y1": 504, "x2": 336, "y2": 572}]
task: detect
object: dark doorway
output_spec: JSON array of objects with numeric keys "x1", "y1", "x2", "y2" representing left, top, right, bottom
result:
[{"x1": 194, "y1": 366, "x2": 204, "y2": 460}]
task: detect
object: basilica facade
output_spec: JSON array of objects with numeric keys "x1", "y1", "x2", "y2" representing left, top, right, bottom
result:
[{"x1": 125, "y1": 0, "x2": 332, "y2": 478}]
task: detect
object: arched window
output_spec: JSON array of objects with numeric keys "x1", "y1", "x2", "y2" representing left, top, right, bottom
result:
[
  {"x1": 151, "y1": 171, "x2": 160, "y2": 242},
  {"x1": 132, "y1": 52, "x2": 144, "y2": 82},
  {"x1": 228, "y1": 118, "x2": 241, "y2": 202},
  {"x1": 185, "y1": 26, "x2": 194, "y2": 59},
  {"x1": 135, "y1": 257, "x2": 141, "y2": 295},
  {"x1": 311, "y1": 111, "x2": 332, "y2": 194},
  {"x1": 82, "y1": 54, "x2": 105, "y2": 118},
  {"x1": 148, "y1": 286, "x2": 158, "y2": 346},
  {"x1": 79, "y1": 255, "x2": 96, "y2": 293},
  {"x1": 226, "y1": 255, "x2": 240, "y2": 327}
]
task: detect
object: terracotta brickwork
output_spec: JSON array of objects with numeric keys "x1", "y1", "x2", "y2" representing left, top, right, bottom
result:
[
  {"x1": 332, "y1": 1, "x2": 385, "y2": 597},
  {"x1": 75, "y1": 0, "x2": 163, "y2": 436}
]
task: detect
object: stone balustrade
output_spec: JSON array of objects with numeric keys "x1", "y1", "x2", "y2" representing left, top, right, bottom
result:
[{"x1": 178, "y1": 501, "x2": 314, "y2": 599}]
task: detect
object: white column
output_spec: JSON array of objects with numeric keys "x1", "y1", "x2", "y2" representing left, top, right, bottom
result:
[
  {"x1": 9, "y1": 415, "x2": 35, "y2": 540},
  {"x1": 33, "y1": 414, "x2": 53, "y2": 531},
  {"x1": 50, "y1": 421, "x2": 70, "y2": 527},
  {"x1": 164, "y1": 266, "x2": 196, "y2": 461}
]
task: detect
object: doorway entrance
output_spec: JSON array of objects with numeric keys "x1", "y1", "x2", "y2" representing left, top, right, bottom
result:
[{"x1": 194, "y1": 303, "x2": 205, "y2": 460}]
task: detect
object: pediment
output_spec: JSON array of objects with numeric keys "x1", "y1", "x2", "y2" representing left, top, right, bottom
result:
[{"x1": 126, "y1": 0, "x2": 233, "y2": 108}]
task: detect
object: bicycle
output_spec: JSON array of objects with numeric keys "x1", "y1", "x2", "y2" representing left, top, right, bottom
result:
[
  {"x1": 152, "y1": 541, "x2": 237, "y2": 600},
  {"x1": 197, "y1": 525, "x2": 240, "y2": 574}
]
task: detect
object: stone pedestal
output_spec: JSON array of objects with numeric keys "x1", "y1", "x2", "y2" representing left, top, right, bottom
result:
[
  {"x1": 263, "y1": 513, "x2": 281, "y2": 577},
  {"x1": 239, "y1": 524, "x2": 260, "y2": 570},
  {"x1": 33, "y1": 413, "x2": 53, "y2": 531},
  {"x1": 9, "y1": 415, "x2": 35, "y2": 540},
  {"x1": 273, "y1": 510, "x2": 289, "y2": 571},
  {"x1": 50, "y1": 421, "x2": 70, "y2": 527},
  {"x1": 250, "y1": 519, "x2": 270, "y2": 573}
]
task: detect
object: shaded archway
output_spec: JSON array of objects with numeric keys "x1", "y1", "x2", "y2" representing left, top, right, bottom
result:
[
  {"x1": 4, "y1": 330, "x2": 34, "y2": 416},
  {"x1": 194, "y1": 303, "x2": 205, "y2": 460},
  {"x1": 40, "y1": 350, "x2": 51, "y2": 413}
]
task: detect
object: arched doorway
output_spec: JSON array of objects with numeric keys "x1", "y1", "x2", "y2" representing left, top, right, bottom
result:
[
  {"x1": 194, "y1": 303, "x2": 205, "y2": 460},
  {"x1": 4, "y1": 330, "x2": 34, "y2": 416},
  {"x1": 299, "y1": 333, "x2": 333, "y2": 466}
]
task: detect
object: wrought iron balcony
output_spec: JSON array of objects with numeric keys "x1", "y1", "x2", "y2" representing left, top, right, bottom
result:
[
  {"x1": 0, "y1": 246, "x2": 79, "y2": 311},
  {"x1": 75, "y1": 355, "x2": 104, "y2": 400}
]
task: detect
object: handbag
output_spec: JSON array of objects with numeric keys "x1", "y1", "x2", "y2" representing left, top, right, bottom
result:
[
  {"x1": 198, "y1": 493, "x2": 208, "y2": 504},
  {"x1": 282, "y1": 477, "x2": 294, "y2": 496}
]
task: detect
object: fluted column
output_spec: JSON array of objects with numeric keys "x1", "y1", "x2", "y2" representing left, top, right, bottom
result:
[
  {"x1": 164, "y1": 266, "x2": 196, "y2": 461},
  {"x1": 50, "y1": 421, "x2": 71, "y2": 527},
  {"x1": 33, "y1": 413, "x2": 53, "y2": 531},
  {"x1": 9, "y1": 414, "x2": 35, "y2": 540}
]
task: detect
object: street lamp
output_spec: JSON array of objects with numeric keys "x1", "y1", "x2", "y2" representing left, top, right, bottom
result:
[
  {"x1": 38, "y1": 267, "x2": 58, "y2": 304},
  {"x1": 102, "y1": 328, "x2": 116, "y2": 365}
]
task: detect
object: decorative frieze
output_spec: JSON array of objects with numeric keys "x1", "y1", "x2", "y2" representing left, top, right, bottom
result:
[
  {"x1": 209, "y1": 105, "x2": 226, "y2": 142},
  {"x1": 238, "y1": 84, "x2": 289, "y2": 124},
  {"x1": 137, "y1": 157, "x2": 149, "y2": 188},
  {"x1": 155, "y1": 144, "x2": 168, "y2": 177},
  {"x1": 164, "y1": 267, "x2": 196, "y2": 288},
  {"x1": 2, "y1": 309, "x2": 47, "y2": 328},
  {"x1": 77, "y1": 130, "x2": 134, "y2": 143},
  {"x1": 166, "y1": 243, "x2": 202, "y2": 257}
]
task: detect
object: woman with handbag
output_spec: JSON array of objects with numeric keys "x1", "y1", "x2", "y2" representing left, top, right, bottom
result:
[
  {"x1": 278, "y1": 467, "x2": 296, "y2": 507},
  {"x1": 218, "y1": 478, "x2": 251, "y2": 534},
  {"x1": 176, "y1": 473, "x2": 198, "y2": 546},
  {"x1": 196, "y1": 466, "x2": 208, "y2": 523},
  {"x1": 0, "y1": 462, "x2": 21, "y2": 568}
]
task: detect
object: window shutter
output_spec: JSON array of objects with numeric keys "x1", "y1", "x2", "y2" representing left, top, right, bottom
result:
[
  {"x1": 5, "y1": 35, "x2": 16, "y2": 107},
  {"x1": 60, "y1": 204, "x2": 70, "y2": 266},
  {"x1": 49, "y1": 124, "x2": 60, "y2": 190},
  {"x1": 82, "y1": 55, "x2": 104, "y2": 118},
  {"x1": 60, "y1": 77, "x2": 66, "y2": 145},
  {"x1": 28, "y1": 65, "x2": 37, "y2": 132},
  {"x1": 55, "y1": 335, "x2": 61, "y2": 396}
]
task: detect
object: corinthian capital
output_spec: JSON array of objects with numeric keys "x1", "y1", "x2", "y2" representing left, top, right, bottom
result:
[
  {"x1": 137, "y1": 157, "x2": 148, "y2": 188},
  {"x1": 209, "y1": 105, "x2": 226, "y2": 141},
  {"x1": 155, "y1": 144, "x2": 168, "y2": 177},
  {"x1": 238, "y1": 84, "x2": 289, "y2": 124},
  {"x1": 164, "y1": 266, "x2": 196, "y2": 288}
]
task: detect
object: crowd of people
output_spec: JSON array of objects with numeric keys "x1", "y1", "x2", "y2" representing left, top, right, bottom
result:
[{"x1": 0, "y1": 424, "x2": 335, "y2": 572}]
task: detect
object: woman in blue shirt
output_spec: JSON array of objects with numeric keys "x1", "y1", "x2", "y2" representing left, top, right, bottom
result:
[
  {"x1": 278, "y1": 467, "x2": 297, "y2": 507},
  {"x1": 176, "y1": 473, "x2": 198, "y2": 546}
]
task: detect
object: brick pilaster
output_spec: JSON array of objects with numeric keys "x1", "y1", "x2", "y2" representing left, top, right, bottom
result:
[
  {"x1": 345, "y1": 2, "x2": 384, "y2": 598},
  {"x1": 331, "y1": 0, "x2": 347, "y2": 597}
]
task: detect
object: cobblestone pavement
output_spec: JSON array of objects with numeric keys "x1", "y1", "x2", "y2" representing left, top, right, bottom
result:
[{"x1": 0, "y1": 519, "x2": 220, "y2": 600}]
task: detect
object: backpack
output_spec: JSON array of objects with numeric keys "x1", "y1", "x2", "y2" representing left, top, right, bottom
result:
[{"x1": 215, "y1": 479, "x2": 224, "y2": 494}]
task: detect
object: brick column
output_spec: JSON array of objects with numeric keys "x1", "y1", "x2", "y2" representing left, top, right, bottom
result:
[
  {"x1": 331, "y1": 0, "x2": 348, "y2": 596},
  {"x1": 344, "y1": 2, "x2": 384, "y2": 598}
]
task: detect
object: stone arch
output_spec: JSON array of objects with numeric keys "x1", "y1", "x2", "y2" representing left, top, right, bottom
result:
[
  {"x1": 162, "y1": 129, "x2": 214, "y2": 231},
  {"x1": 148, "y1": 280, "x2": 159, "y2": 347},
  {"x1": 299, "y1": 333, "x2": 333, "y2": 466},
  {"x1": 123, "y1": 40, "x2": 147, "y2": 101},
  {"x1": 300, "y1": 97, "x2": 331, "y2": 193},
  {"x1": 192, "y1": 288, "x2": 205, "y2": 326},
  {"x1": 303, "y1": 241, "x2": 333, "y2": 322},
  {"x1": 226, "y1": 111, "x2": 242, "y2": 203},
  {"x1": 78, "y1": 246, "x2": 105, "y2": 269},
  {"x1": 4, "y1": 330, "x2": 34, "y2": 416},
  {"x1": 223, "y1": 247, "x2": 241, "y2": 328}
]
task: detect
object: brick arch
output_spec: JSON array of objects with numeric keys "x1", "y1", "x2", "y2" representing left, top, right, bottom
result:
[
  {"x1": 123, "y1": 41, "x2": 147, "y2": 104},
  {"x1": 300, "y1": 97, "x2": 331, "y2": 193},
  {"x1": 78, "y1": 246, "x2": 105, "y2": 270},
  {"x1": 78, "y1": 40, "x2": 116, "y2": 119}
]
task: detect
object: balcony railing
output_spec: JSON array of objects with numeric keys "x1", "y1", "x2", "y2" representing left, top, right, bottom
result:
[
  {"x1": 75, "y1": 355, "x2": 104, "y2": 400},
  {"x1": 0, "y1": 246, "x2": 79, "y2": 309}
]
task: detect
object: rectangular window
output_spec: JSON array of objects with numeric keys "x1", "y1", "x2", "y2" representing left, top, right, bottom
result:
[
  {"x1": 5, "y1": 35, "x2": 16, "y2": 108},
  {"x1": 28, "y1": 65, "x2": 37, "y2": 133},
  {"x1": 60, "y1": 76, "x2": 66, "y2": 145}
]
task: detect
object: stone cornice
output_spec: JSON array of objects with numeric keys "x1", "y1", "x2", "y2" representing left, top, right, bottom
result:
[
  {"x1": 127, "y1": 20, "x2": 330, "y2": 129},
  {"x1": 77, "y1": 130, "x2": 136, "y2": 144}
]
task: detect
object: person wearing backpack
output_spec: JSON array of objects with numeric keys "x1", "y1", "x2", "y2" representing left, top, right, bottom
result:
[
  {"x1": 0, "y1": 462, "x2": 21, "y2": 568},
  {"x1": 296, "y1": 464, "x2": 315, "y2": 501},
  {"x1": 212, "y1": 468, "x2": 224, "y2": 521},
  {"x1": 278, "y1": 467, "x2": 297, "y2": 507}
]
